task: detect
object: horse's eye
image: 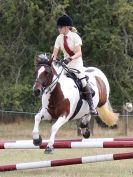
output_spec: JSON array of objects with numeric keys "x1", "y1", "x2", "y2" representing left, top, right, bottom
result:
[{"x1": 44, "y1": 71, "x2": 49, "y2": 75}]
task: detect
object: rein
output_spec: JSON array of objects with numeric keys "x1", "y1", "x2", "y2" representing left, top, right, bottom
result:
[
  {"x1": 61, "y1": 62, "x2": 80, "y2": 75},
  {"x1": 35, "y1": 60, "x2": 84, "y2": 96},
  {"x1": 60, "y1": 61, "x2": 87, "y2": 84},
  {"x1": 36, "y1": 63, "x2": 64, "y2": 95},
  {"x1": 44, "y1": 67, "x2": 64, "y2": 94}
]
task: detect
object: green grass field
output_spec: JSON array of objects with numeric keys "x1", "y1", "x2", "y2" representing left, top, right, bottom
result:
[{"x1": 0, "y1": 118, "x2": 133, "y2": 177}]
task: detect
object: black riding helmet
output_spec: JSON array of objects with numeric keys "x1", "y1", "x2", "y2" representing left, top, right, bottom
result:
[{"x1": 57, "y1": 15, "x2": 73, "y2": 27}]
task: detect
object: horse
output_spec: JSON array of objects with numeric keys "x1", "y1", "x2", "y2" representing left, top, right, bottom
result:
[{"x1": 32, "y1": 53, "x2": 118, "y2": 154}]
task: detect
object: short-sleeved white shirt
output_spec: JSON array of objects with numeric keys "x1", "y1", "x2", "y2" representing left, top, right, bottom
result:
[{"x1": 54, "y1": 31, "x2": 82, "y2": 59}]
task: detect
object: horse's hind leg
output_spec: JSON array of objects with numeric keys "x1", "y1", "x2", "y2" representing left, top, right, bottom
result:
[
  {"x1": 80, "y1": 115, "x2": 91, "y2": 138},
  {"x1": 44, "y1": 116, "x2": 68, "y2": 154}
]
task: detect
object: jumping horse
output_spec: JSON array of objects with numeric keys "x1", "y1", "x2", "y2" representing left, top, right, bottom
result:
[{"x1": 32, "y1": 53, "x2": 118, "y2": 154}]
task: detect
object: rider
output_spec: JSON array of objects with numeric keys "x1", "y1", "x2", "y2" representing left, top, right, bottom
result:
[{"x1": 52, "y1": 14, "x2": 96, "y2": 114}]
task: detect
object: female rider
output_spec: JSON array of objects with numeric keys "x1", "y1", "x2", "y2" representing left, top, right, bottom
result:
[{"x1": 52, "y1": 15, "x2": 96, "y2": 114}]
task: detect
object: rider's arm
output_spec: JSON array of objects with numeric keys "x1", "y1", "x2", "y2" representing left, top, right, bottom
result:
[
  {"x1": 52, "y1": 35, "x2": 60, "y2": 60},
  {"x1": 70, "y1": 45, "x2": 82, "y2": 60},
  {"x1": 70, "y1": 33, "x2": 82, "y2": 60},
  {"x1": 52, "y1": 47, "x2": 59, "y2": 60}
]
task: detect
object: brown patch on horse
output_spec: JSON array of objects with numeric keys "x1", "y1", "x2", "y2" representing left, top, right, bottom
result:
[
  {"x1": 48, "y1": 83, "x2": 70, "y2": 119},
  {"x1": 95, "y1": 76, "x2": 107, "y2": 107}
]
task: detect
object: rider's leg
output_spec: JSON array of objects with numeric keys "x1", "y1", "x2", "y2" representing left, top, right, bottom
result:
[
  {"x1": 78, "y1": 73, "x2": 96, "y2": 114},
  {"x1": 67, "y1": 58, "x2": 96, "y2": 114}
]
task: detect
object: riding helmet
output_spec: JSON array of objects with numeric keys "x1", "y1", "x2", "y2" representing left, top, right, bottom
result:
[{"x1": 57, "y1": 15, "x2": 73, "y2": 27}]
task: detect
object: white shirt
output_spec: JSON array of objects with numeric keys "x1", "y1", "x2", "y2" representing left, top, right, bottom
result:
[{"x1": 54, "y1": 31, "x2": 82, "y2": 59}]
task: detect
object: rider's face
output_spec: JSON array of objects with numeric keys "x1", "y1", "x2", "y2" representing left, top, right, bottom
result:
[{"x1": 58, "y1": 26, "x2": 69, "y2": 35}]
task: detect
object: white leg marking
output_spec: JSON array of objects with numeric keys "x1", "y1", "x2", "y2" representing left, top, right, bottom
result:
[
  {"x1": 32, "y1": 108, "x2": 46, "y2": 139},
  {"x1": 48, "y1": 116, "x2": 68, "y2": 147}
]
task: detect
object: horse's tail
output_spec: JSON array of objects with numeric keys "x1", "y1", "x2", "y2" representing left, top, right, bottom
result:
[{"x1": 96, "y1": 101, "x2": 118, "y2": 128}]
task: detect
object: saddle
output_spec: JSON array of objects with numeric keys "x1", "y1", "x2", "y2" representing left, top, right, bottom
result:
[{"x1": 66, "y1": 71, "x2": 95, "y2": 99}]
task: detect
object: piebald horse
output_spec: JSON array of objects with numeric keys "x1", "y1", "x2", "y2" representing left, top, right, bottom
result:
[{"x1": 32, "y1": 54, "x2": 118, "y2": 154}]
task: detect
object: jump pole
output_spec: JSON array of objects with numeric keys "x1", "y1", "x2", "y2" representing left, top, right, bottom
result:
[
  {"x1": 0, "y1": 152, "x2": 133, "y2": 172},
  {"x1": 1, "y1": 141, "x2": 133, "y2": 149},
  {"x1": 1, "y1": 137, "x2": 133, "y2": 144}
]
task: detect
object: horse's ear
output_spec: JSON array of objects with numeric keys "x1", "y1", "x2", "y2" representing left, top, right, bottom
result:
[{"x1": 36, "y1": 53, "x2": 52, "y2": 66}]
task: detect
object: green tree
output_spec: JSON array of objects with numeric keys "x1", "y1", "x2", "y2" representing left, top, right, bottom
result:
[
  {"x1": 67, "y1": 0, "x2": 133, "y2": 107},
  {"x1": 0, "y1": 0, "x2": 133, "y2": 112}
]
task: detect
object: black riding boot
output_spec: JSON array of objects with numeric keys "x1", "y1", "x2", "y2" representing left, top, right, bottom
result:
[{"x1": 83, "y1": 85, "x2": 97, "y2": 115}]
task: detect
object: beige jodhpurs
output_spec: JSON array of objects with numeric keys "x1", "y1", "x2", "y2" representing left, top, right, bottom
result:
[{"x1": 67, "y1": 57, "x2": 87, "y2": 87}]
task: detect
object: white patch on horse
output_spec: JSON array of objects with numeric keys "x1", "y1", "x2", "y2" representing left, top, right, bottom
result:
[
  {"x1": 58, "y1": 75, "x2": 80, "y2": 119},
  {"x1": 32, "y1": 63, "x2": 117, "y2": 154},
  {"x1": 42, "y1": 93, "x2": 52, "y2": 120},
  {"x1": 38, "y1": 66, "x2": 45, "y2": 77}
]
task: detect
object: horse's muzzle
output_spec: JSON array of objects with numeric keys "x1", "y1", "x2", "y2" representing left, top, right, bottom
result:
[{"x1": 33, "y1": 88, "x2": 41, "y2": 97}]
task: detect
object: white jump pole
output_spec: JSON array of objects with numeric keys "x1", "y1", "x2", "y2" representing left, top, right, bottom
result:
[
  {"x1": 0, "y1": 152, "x2": 133, "y2": 172},
  {"x1": 1, "y1": 137, "x2": 133, "y2": 144},
  {"x1": 1, "y1": 141, "x2": 133, "y2": 149}
]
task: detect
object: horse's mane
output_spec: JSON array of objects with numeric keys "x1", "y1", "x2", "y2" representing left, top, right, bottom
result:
[
  {"x1": 53, "y1": 60, "x2": 63, "y2": 68},
  {"x1": 52, "y1": 60, "x2": 66, "y2": 74}
]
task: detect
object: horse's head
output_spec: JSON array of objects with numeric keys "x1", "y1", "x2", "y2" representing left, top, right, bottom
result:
[{"x1": 33, "y1": 53, "x2": 54, "y2": 96}]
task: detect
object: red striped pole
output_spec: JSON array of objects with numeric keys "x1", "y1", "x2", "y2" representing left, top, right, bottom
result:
[
  {"x1": 0, "y1": 139, "x2": 81, "y2": 144},
  {"x1": 1, "y1": 141, "x2": 133, "y2": 149},
  {"x1": 0, "y1": 152, "x2": 133, "y2": 172},
  {"x1": 113, "y1": 137, "x2": 133, "y2": 141},
  {"x1": 0, "y1": 137, "x2": 133, "y2": 144}
]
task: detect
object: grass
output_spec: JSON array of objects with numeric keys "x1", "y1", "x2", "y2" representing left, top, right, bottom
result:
[{"x1": 0, "y1": 118, "x2": 133, "y2": 177}]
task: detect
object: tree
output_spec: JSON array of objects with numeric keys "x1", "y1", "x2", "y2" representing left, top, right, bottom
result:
[
  {"x1": 67, "y1": 0, "x2": 133, "y2": 108},
  {"x1": 0, "y1": 0, "x2": 133, "y2": 112}
]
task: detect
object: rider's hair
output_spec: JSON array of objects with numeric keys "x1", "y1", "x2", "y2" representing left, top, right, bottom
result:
[{"x1": 69, "y1": 26, "x2": 77, "y2": 33}]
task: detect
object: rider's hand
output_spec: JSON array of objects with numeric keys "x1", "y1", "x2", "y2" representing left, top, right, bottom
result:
[
  {"x1": 63, "y1": 57, "x2": 72, "y2": 65},
  {"x1": 51, "y1": 54, "x2": 56, "y2": 61}
]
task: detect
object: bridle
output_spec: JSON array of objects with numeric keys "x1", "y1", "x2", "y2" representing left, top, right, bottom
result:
[
  {"x1": 34, "y1": 59, "x2": 81, "y2": 96},
  {"x1": 35, "y1": 64, "x2": 53, "y2": 85},
  {"x1": 35, "y1": 63, "x2": 63, "y2": 94}
]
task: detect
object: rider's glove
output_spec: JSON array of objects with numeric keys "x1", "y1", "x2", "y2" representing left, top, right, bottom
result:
[{"x1": 63, "y1": 58, "x2": 72, "y2": 65}]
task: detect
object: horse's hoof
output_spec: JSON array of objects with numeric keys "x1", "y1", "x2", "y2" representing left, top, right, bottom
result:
[
  {"x1": 110, "y1": 124, "x2": 118, "y2": 129},
  {"x1": 44, "y1": 146, "x2": 54, "y2": 154},
  {"x1": 83, "y1": 128, "x2": 90, "y2": 138},
  {"x1": 33, "y1": 135, "x2": 42, "y2": 146}
]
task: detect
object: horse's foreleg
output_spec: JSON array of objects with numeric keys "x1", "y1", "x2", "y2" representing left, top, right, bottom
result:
[
  {"x1": 44, "y1": 116, "x2": 68, "y2": 154},
  {"x1": 32, "y1": 108, "x2": 45, "y2": 146}
]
